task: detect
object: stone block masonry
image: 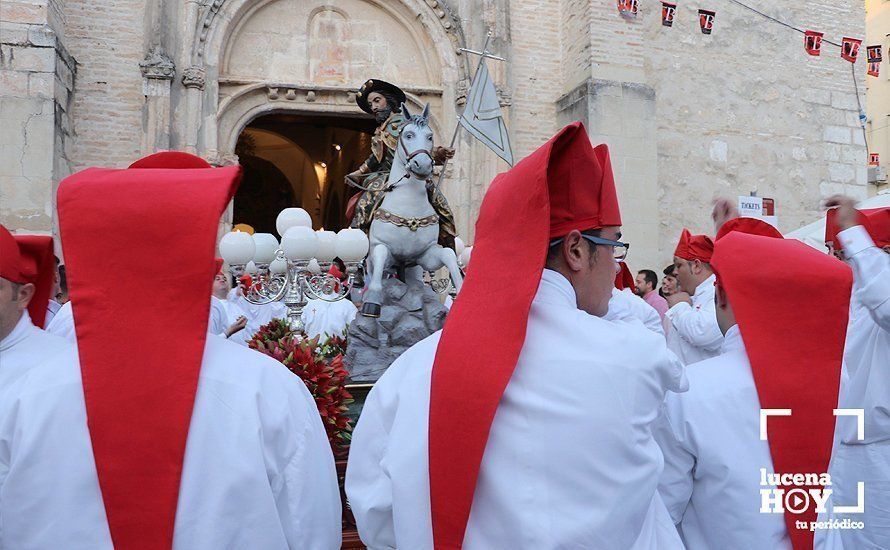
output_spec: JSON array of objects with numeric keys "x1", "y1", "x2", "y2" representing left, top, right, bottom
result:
[{"x1": 1, "y1": 0, "x2": 75, "y2": 235}]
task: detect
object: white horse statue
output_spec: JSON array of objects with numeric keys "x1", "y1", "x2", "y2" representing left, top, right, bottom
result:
[{"x1": 361, "y1": 103, "x2": 463, "y2": 317}]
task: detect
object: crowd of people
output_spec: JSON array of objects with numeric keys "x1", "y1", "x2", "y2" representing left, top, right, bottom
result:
[{"x1": 1, "y1": 120, "x2": 888, "y2": 550}]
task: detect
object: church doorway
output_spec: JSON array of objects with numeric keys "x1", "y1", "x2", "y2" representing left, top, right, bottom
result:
[{"x1": 233, "y1": 112, "x2": 376, "y2": 234}]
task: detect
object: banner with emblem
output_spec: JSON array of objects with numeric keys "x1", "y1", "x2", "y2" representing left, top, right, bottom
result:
[
  {"x1": 459, "y1": 59, "x2": 514, "y2": 166},
  {"x1": 699, "y1": 10, "x2": 716, "y2": 35},
  {"x1": 868, "y1": 62, "x2": 880, "y2": 78},
  {"x1": 870, "y1": 153, "x2": 881, "y2": 166},
  {"x1": 804, "y1": 31, "x2": 823, "y2": 56},
  {"x1": 841, "y1": 37, "x2": 861, "y2": 63},
  {"x1": 661, "y1": 2, "x2": 677, "y2": 26},
  {"x1": 867, "y1": 45, "x2": 882, "y2": 63}
]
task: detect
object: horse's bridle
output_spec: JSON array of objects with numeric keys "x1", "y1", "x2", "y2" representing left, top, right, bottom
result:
[
  {"x1": 398, "y1": 131, "x2": 433, "y2": 168},
  {"x1": 344, "y1": 128, "x2": 434, "y2": 193}
]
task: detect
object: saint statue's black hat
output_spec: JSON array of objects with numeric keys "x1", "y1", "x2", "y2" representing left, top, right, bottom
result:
[{"x1": 355, "y1": 79, "x2": 407, "y2": 114}]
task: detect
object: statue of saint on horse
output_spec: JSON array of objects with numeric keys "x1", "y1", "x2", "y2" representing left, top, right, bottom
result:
[
  {"x1": 345, "y1": 79, "x2": 463, "y2": 317},
  {"x1": 349, "y1": 99, "x2": 464, "y2": 318},
  {"x1": 346, "y1": 79, "x2": 457, "y2": 252}
]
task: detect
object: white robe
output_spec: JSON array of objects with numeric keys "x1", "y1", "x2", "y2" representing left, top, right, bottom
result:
[
  {"x1": 0, "y1": 334, "x2": 342, "y2": 549},
  {"x1": 0, "y1": 311, "x2": 72, "y2": 392},
  {"x1": 301, "y1": 296, "x2": 357, "y2": 340},
  {"x1": 346, "y1": 269, "x2": 687, "y2": 550},
  {"x1": 208, "y1": 295, "x2": 229, "y2": 336},
  {"x1": 818, "y1": 225, "x2": 890, "y2": 550},
  {"x1": 606, "y1": 287, "x2": 665, "y2": 337},
  {"x1": 45, "y1": 300, "x2": 76, "y2": 342},
  {"x1": 44, "y1": 299, "x2": 62, "y2": 328},
  {"x1": 47, "y1": 299, "x2": 236, "y2": 341},
  {"x1": 655, "y1": 325, "x2": 791, "y2": 549},
  {"x1": 665, "y1": 274, "x2": 723, "y2": 364},
  {"x1": 226, "y1": 294, "x2": 289, "y2": 346}
]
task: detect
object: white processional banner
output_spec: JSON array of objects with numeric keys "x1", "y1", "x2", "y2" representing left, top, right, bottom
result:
[{"x1": 459, "y1": 59, "x2": 514, "y2": 166}]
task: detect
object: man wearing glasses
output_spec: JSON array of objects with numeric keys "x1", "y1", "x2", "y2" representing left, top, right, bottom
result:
[{"x1": 347, "y1": 122, "x2": 686, "y2": 549}]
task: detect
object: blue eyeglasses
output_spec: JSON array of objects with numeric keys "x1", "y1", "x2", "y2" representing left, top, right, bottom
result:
[{"x1": 550, "y1": 234, "x2": 630, "y2": 261}]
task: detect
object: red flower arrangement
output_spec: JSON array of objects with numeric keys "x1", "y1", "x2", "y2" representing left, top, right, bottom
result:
[{"x1": 247, "y1": 319, "x2": 353, "y2": 457}]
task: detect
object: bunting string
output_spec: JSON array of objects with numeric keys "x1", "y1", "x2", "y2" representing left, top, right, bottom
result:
[{"x1": 619, "y1": 0, "x2": 879, "y2": 150}]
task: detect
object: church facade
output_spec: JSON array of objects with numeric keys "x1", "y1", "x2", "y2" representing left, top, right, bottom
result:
[{"x1": 0, "y1": 0, "x2": 872, "y2": 269}]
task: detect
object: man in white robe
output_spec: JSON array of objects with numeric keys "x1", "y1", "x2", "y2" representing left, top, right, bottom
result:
[
  {"x1": 301, "y1": 265, "x2": 357, "y2": 340},
  {"x1": 606, "y1": 286, "x2": 664, "y2": 336},
  {"x1": 208, "y1": 258, "x2": 248, "y2": 337},
  {"x1": 302, "y1": 296, "x2": 357, "y2": 340},
  {"x1": 347, "y1": 123, "x2": 686, "y2": 549},
  {"x1": 819, "y1": 197, "x2": 890, "y2": 549},
  {"x1": 0, "y1": 152, "x2": 342, "y2": 549},
  {"x1": 656, "y1": 218, "x2": 849, "y2": 549},
  {"x1": 665, "y1": 229, "x2": 723, "y2": 364},
  {"x1": 45, "y1": 299, "x2": 75, "y2": 340},
  {"x1": 47, "y1": 291, "x2": 246, "y2": 341},
  {"x1": 0, "y1": 225, "x2": 71, "y2": 390},
  {"x1": 226, "y1": 283, "x2": 288, "y2": 346}
]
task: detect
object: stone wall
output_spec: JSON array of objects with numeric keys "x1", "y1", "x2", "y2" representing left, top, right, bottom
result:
[
  {"x1": 1, "y1": 0, "x2": 75, "y2": 235},
  {"x1": 506, "y1": 0, "x2": 561, "y2": 156},
  {"x1": 63, "y1": 0, "x2": 146, "y2": 170},
  {"x1": 558, "y1": 0, "x2": 868, "y2": 269}
]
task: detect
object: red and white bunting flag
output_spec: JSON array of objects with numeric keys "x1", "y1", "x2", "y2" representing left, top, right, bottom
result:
[
  {"x1": 661, "y1": 2, "x2": 677, "y2": 27},
  {"x1": 841, "y1": 37, "x2": 862, "y2": 63},
  {"x1": 868, "y1": 62, "x2": 880, "y2": 78},
  {"x1": 867, "y1": 45, "x2": 883, "y2": 63},
  {"x1": 699, "y1": 9, "x2": 716, "y2": 34},
  {"x1": 804, "y1": 31, "x2": 823, "y2": 56},
  {"x1": 618, "y1": 0, "x2": 638, "y2": 18},
  {"x1": 869, "y1": 153, "x2": 880, "y2": 166}
]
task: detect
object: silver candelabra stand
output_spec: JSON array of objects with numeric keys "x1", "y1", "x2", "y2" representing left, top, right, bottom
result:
[
  {"x1": 219, "y1": 209, "x2": 370, "y2": 333},
  {"x1": 228, "y1": 250, "x2": 361, "y2": 333}
]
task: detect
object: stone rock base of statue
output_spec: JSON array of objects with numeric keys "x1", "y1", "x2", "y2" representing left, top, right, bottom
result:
[{"x1": 345, "y1": 277, "x2": 447, "y2": 383}]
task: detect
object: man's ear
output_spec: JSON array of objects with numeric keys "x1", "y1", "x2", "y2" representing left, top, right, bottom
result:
[
  {"x1": 561, "y1": 231, "x2": 586, "y2": 272},
  {"x1": 691, "y1": 258, "x2": 703, "y2": 275},
  {"x1": 17, "y1": 283, "x2": 35, "y2": 310}
]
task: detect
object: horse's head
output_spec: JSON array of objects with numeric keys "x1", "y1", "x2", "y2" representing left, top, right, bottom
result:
[{"x1": 398, "y1": 103, "x2": 434, "y2": 179}]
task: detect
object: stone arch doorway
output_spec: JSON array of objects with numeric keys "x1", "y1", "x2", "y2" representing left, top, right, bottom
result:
[
  {"x1": 233, "y1": 112, "x2": 376, "y2": 233},
  {"x1": 181, "y1": 0, "x2": 488, "y2": 238}
]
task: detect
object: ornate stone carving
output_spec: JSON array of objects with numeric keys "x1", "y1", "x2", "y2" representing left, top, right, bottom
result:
[
  {"x1": 455, "y1": 78, "x2": 512, "y2": 108},
  {"x1": 182, "y1": 66, "x2": 206, "y2": 89},
  {"x1": 455, "y1": 78, "x2": 469, "y2": 106},
  {"x1": 219, "y1": 153, "x2": 240, "y2": 166},
  {"x1": 139, "y1": 46, "x2": 175, "y2": 80},
  {"x1": 496, "y1": 85, "x2": 512, "y2": 107},
  {"x1": 193, "y1": 0, "x2": 469, "y2": 79},
  {"x1": 206, "y1": 149, "x2": 239, "y2": 166}
]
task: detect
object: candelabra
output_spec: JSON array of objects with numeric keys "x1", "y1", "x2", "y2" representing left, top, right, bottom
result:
[{"x1": 219, "y1": 208, "x2": 369, "y2": 332}]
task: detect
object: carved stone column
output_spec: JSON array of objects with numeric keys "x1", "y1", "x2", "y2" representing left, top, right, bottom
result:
[
  {"x1": 181, "y1": 65, "x2": 206, "y2": 154},
  {"x1": 139, "y1": 47, "x2": 175, "y2": 153}
]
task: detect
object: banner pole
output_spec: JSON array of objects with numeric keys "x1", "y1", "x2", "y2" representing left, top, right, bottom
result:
[{"x1": 434, "y1": 32, "x2": 493, "y2": 191}]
